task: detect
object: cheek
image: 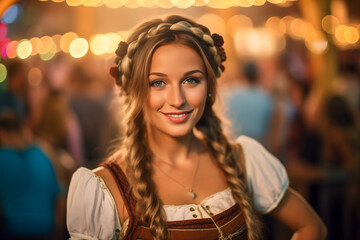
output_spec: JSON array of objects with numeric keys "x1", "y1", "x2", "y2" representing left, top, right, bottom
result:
[
  {"x1": 146, "y1": 91, "x2": 165, "y2": 112},
  {"x1": 186, "y1": 87, "x2": 207, "y2": 108}
]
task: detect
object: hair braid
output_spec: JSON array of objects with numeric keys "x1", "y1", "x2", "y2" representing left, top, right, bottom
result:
[
  {"x1": 196, "y1": 105, "x2": 262, "y2": 240},
  {"x1": 118, "y1": 93, "x2": 168, "y2": 240}
]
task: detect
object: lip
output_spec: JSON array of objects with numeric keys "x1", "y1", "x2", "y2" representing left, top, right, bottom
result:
[{"x1": 162, "y1": 110, "x2": 193, "y2": 123}]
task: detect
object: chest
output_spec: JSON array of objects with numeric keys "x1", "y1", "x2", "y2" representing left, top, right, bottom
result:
[{"x1": 153, "y1": 157, "x2": 228, "y2": 205}]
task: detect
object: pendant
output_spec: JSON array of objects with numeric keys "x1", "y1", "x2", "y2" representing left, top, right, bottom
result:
[{"x1": 188, "y1": 189, "x2": 197, "y2": 199}]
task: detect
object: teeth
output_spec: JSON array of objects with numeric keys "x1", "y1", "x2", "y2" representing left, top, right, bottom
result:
[{"x1": 168, "y1": 113, "x2": 187, "y2": 118}]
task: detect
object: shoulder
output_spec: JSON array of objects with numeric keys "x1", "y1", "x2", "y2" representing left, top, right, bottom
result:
[
  {"x1": 26, "y1": 144, "x2": 52, "y2": 161},
  {"x1": 236, "y1": 135, "x2": 289, "y2": 214},
  {"x1": 67, "y1": 167, "x2": 121, "y2": 239}
]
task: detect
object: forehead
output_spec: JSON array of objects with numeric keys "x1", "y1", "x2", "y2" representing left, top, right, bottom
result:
[{"x1": 150, "y1": 43, "x2": 205, "y2": 73}]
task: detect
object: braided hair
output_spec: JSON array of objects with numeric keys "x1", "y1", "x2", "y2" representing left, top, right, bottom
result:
[{"x1": 110, "y1": 15, "x2": 261, "y2": 240}]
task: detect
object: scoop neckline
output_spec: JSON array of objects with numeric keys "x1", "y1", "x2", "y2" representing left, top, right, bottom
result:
[{"x1": 163, "y1": 187, "x2": 231, "y2": 208}]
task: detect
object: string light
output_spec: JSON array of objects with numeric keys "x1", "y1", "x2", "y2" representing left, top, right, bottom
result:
[
  {"x1": 3, "y1": 7, "x2": 359, "y2": 61},
  {"x1": 43, "y1": 0, "x2": 298, "y2": 8},
  {"x1": 6, "y1": 41, "x2": 18, "y2": 59},
  {"x1": 69, "y1": 37, "x2": 88, "y2": 58},
  {"x1": 17, "y1": 40, "x2": 32, "y2": 59}
]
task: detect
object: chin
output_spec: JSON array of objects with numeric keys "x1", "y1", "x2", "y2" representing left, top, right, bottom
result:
[
  {"x1": 166, "y1": 128, "x2": 194, "y2": 138},
  {"x1": 156, "y1": 125, "x2": 195, "y2": 138}
]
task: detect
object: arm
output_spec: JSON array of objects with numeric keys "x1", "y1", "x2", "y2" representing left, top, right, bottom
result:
[{"x1": 270, "y1": 187, "x2": 327, "y2": 240}]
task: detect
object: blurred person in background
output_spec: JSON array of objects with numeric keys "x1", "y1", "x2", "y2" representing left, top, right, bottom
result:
[
  {"x1": 33, "y1": 89, "x2": 78, "y2": 190},
  {"x1": 3, "y1": 59, "x2": 29, "y2": 119},
  {"x1": 318, "y1": 94, "x2": 360, "y2": 240},
  {"x1": 66, "y1": 64, "x2": 118, "y2": 169},
  {"x1": 222, "y1": 61, "x2": 275, "y2": 147},
  {"x1": 0, "y1": 98, "x2": 65, "y2": 240},
  {"x1": 335, "y1": 50, "x2": 360, "y2": 113},
  {"x1": 285, "y1": 79, "x2": 325, "y2": 212}
]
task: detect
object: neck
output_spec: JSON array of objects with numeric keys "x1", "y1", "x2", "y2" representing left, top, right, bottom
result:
[{"x1": 148, "y1": 130, "x2": 199, "y2": 166}]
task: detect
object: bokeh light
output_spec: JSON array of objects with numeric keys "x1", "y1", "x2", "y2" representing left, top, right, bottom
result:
[
  {"x1": 193, "y1": 0, "x2": 209, "y2": 7},
  {"x1": 83, "y1": 0, "x2": 104, "y2": 7},
  {"x1": 156, "y1": 0, "x2": 174, "y2": 8},
  {"x1": 227, "y1": 14, "x2": 253, "y2": 37},
  {"x1": 69, "y1": 38, "x2": 88, "y2": 58},
  {"x1": 6, "y1": 41, "x2": 19, "y2": 59},
  {"x1": 39, "y1": 36, "x2": 55, "y2": 54},
  {"x1": 1, "y1": 4, "x2": 22, "y2": 24},
  {"x1": 124, "y1": 0, "x2": 141, "y2": 8},
  {"x1": 234, "y1": 27, "x2": 285, "y2": 58},
  {"x1": 280, "y1": 16, "x2": 295, "y2": 34},
  {"x1": 232, "y1": 0, "x2": 255, "y2": 8},
  {"x1": 0, "y1": 64, "x2": 7, "y2": 83},
  {"x1": 40, "y1": 43, "x2": 56, "y2": 61},
  {"x1": 28, "y1": 67, "x2": 43, "y2": 86},
  {"x1": 335, "y1": 25, "x2": 348, "y2": 43},
  {"x1": 305, "y1": 30, "x2": 328, "y2": 54},
  {"x1": 207, "y1": 0, "x2": 232, "y2": 9},
  {"x1": 66, "y1": 0, "x2": 85, "y2": 7},
  {"x1": 170, "y1": 0, "x2": 195, "y2": 8},
  {"x1": 60, "y1": 32, "x2": 78, "y2": 53},
  {"x1": 29, "y1": 37, "x2": 42, "y2": 55},
  {"x1": 266, "y1": 16, "x2": 286, "y2": 34},
  {"x1": 322, "y1": 15, "x2": 340, "y2": 34},
  {"x1": 17, "y1": 40, "x2": 32, "y2": 59},
  {"x1": 267, "y1": 0, "x2": 285, "y2": 4},
  {"x1": 0, "y1": 23, "x2": 7, "y2": 40},
  {"x1": 106, "y1": 32, "x2": 121, "y2": 54},
  {"x1": 198, "y1": 13, "x2": 226, "y2": 36},
  {"x1": 344, "y1": 26, "x2": 359, "y2": 44},
  {"x1": 90, "y1": 34, "x2": 110, "y2": 55},
  {"x1": 253, "y1": 0, "x2": 266, "y2": 6},
  {"x1": 103, "y1": 0, "x2": 124, "y2": 8},
  {"x1": 289, "y1": 18, "x2": 312, "y2": 39},
  {"x1": 139, "y1": 0, "x2": 158, "y2": 8},
  {"x1": 0, "y1": 38, "x2": 10, "y2": 58}
]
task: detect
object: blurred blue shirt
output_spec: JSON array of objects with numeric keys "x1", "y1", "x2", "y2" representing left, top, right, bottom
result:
[
  {"x1": 223, "y1": 86, "x2": 274, "y2": 142},
  {"x1": 0, "y1": 145, "x2": 61, "y2": 236}
]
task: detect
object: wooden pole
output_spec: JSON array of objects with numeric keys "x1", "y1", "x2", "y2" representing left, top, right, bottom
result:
[{"x1": 297, "y1": 0, "x2": 338, "y2": 96}]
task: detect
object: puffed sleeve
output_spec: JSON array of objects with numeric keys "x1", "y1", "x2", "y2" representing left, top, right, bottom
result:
[
  {"x1": 236, "y1": 136, "x2": 289, "y2": 214},
  {"x1": 66, "y1": 167, "x2": 122, "y2": 240}
]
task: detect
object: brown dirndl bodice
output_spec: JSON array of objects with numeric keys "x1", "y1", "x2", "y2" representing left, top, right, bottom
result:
[{"x1": 101, "y1": 162, "x2": 248, "y2": 240}]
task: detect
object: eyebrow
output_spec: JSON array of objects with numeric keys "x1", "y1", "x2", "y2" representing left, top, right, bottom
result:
[{"x1": 148, "y1": 70, "x2": 205, "y2": 77}]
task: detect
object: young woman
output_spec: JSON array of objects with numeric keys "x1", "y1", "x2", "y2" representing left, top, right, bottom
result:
[{"x1": 66, "y1": 15, "x2": 326, "y2": 240}]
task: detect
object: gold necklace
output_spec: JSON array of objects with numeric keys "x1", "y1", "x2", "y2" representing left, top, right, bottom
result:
[{"x1": 153, "y1": 149, "x2": 200, "y2": 199}]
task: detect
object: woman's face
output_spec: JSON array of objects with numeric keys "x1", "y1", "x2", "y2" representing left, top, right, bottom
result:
[{"x1": 144, "y1": 43, "x2": 208, "y2": 138}]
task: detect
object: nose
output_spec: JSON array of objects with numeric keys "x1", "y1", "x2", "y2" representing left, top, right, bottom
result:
[{"x1": 168, "y1": 85, "x2": 186, "y2": 108}]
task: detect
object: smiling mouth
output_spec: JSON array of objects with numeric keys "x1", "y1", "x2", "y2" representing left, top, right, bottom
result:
[{"x1": 163, "y1": 110, "x2": 193, "y2": 123}]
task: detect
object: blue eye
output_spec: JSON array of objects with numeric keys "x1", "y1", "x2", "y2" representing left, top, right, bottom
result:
[
  {"x1": 150, "y1": 80, "x2": 165, "y2": 87},
  {"x1": 184, "y1": 77, "x2": 200, "y2": 85}
]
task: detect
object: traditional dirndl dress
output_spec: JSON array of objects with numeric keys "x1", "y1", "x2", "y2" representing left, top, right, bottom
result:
[{"x1": 102, "y1": 162, "x2": 248, "y2": 240}]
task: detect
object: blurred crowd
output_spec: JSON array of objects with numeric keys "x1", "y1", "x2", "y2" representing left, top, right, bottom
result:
[
  {"x1": 0, "y1": 46, "x2": 359, "y2": 239},
  {"x1": 0, "y1": 54, "x2": 120, "y2": 239},
  {"x1": 221, "y1": 48, "x2": 360, "y2": 240}
]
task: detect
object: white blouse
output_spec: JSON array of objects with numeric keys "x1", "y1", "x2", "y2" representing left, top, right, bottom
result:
[{"x1": 66, "y1": 135, "x2": 289, "y2": 240}]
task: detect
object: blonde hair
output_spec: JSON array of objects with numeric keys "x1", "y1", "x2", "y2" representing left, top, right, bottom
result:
[{"x1": 110, "y1": 15, "x2": 262, "y2": 240}]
